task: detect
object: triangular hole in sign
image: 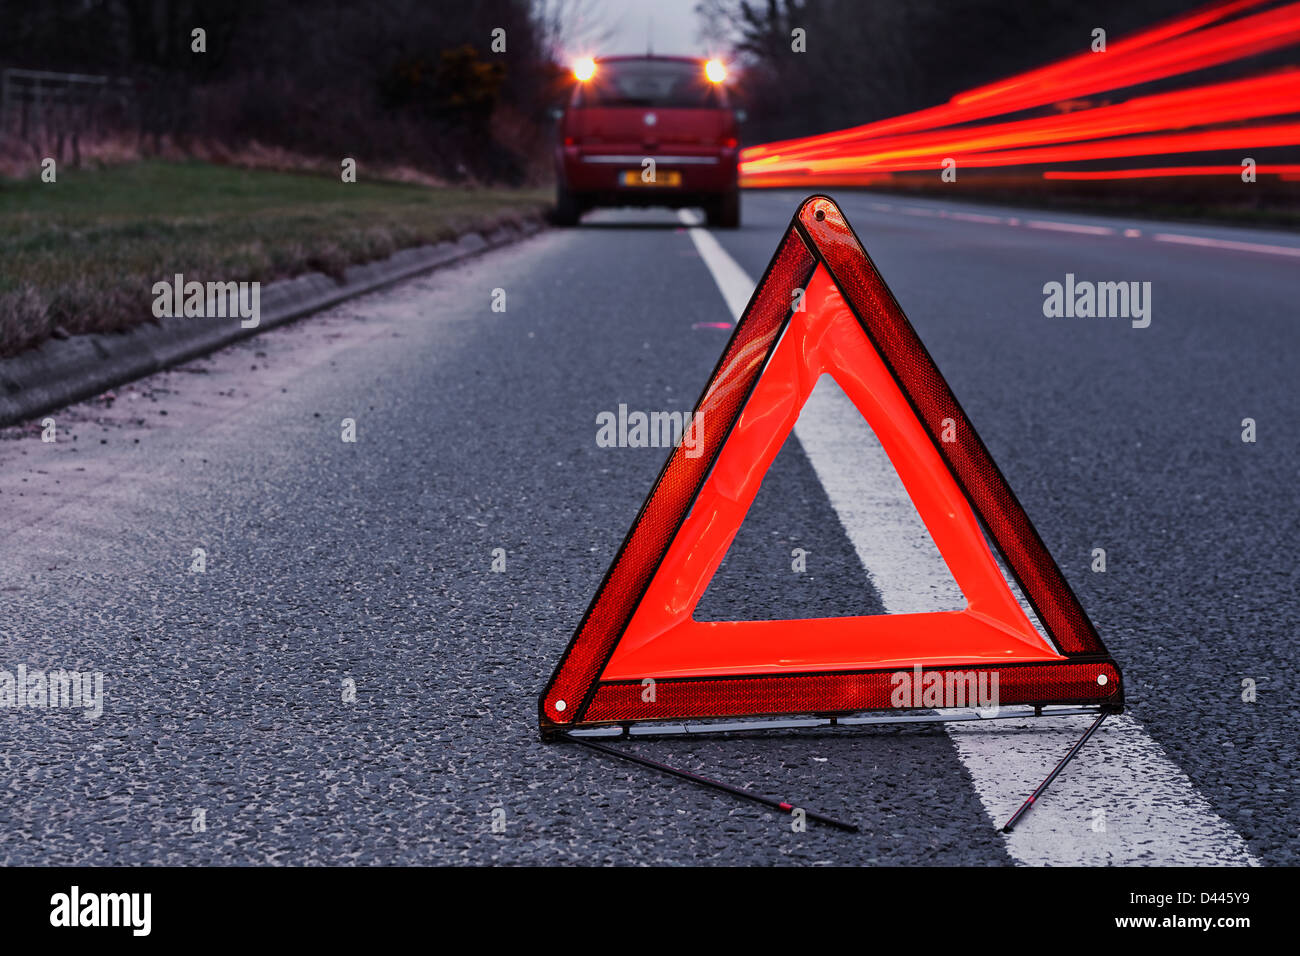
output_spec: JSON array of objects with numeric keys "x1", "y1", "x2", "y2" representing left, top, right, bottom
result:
[
  {"x1": 694, "y1": 374, "x2": 963, "y2": 622},
  {"x1": 539, "y1": 196, "x2": 1121, "y2": 733}
]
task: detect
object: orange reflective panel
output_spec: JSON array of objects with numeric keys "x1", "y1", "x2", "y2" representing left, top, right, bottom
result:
[{"x1": 600, "y1": 265, "x2": 1061, "y2": 682}]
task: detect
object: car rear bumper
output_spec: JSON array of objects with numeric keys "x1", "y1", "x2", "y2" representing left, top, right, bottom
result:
[{"x1": 558, "y1": 148, "x2": 738, "y2": 198}]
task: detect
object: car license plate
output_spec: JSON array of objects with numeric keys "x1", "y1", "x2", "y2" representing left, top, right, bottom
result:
[{"x1": 620, "y1": 170, "x2": 682, "y2": 187}]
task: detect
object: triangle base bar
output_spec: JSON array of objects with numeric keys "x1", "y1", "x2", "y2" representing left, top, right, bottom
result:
[{"x1": 542, "y1": 659, "x2": 1119, "y2": 737}]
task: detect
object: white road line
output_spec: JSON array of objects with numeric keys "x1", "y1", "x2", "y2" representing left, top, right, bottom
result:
[
  {"x1": 1153, "y1": 232, "x2": 1300, "y2": 258},
  {"x1": 1025, "y1": 219, "x2": 1116, "y2": 236},
  {"x1": 678, "y1": 208, "x2": 1260, "y2": 866},
  {"x1": 679, "y1": 213, "x2": 749, "y2": 322},
  {"x1": 946, "y1": 211, "x2": 1005, "y2": 225}
]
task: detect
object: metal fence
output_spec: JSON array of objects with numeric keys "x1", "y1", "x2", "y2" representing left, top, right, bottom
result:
[{"x1": 1, "y1": 68, "x2": 138, "y2": 160}]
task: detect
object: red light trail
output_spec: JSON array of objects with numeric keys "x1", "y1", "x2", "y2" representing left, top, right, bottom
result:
[
  {"x1": 740, "y1": 0, "x2": 1300, "y2": 187},
  {"x1": 1042, "y1": 164, "x2": 1300, "y2": 179}
]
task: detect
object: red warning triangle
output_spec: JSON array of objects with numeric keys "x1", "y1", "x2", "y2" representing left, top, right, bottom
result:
[{"x1": 539, "y1": 196, "x2": 1122, "y2": 736}]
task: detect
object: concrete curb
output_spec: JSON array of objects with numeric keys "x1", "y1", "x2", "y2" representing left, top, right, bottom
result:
[{"x1": 0, "y1": 217, "x2": 545, "y2": 427}]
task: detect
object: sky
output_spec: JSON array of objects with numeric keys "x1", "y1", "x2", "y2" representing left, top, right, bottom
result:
[{"x1": 561, "y1": 0, "x2": 713, "y2": 58}]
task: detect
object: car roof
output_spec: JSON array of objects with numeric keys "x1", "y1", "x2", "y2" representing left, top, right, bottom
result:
[{"x1": 593, "y1": 54, "x2": 705, "y2": 64}]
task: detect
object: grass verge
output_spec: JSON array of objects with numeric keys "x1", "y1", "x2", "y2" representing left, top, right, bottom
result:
[{"x1": 0, "y1": 160, "x2": 550, "y2": 357}]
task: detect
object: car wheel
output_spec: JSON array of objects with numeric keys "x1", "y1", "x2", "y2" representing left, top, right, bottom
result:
[
  {"x1": 553, "y1": 183, "x2": 581, "y2": 226},
  {"x1": 707, "y1": 189, "x2": 740, "y2": 229}
]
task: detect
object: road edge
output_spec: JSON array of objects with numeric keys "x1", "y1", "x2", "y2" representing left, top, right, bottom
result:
[{"x1": 0, "y1": 218, "x2": 546, "y2": 427}]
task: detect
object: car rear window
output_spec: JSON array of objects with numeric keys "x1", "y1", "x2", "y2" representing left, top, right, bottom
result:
[{"x1": 576, "y1": 59, "x2": 723, "y2": 109}]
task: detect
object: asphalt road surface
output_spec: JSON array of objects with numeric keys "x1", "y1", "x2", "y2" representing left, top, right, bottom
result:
[{"x1": 1, "y1": 190, "x2": 1295, "y2": 865}]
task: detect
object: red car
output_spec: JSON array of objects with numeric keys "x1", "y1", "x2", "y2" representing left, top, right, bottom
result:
[{"x1": 553, "y1": 55, "x2": 741, "y2": 228}]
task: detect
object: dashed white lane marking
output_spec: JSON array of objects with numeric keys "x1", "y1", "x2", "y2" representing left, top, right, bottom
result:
[
  {"x1": 833, "y1": 197, "x2": 1300, "y2": 258},
  {"x1": 947, "y1": 211, "x2": 1004, "y2": 225},
  {"x1": 1025, "y1": 219, "x2": 1116, "y2": 236},
  {"x1": 1152, "y1": 231, "x2": 1300, "y2": 258},
  {"x1": 678, "y1": 207, "x2": 1260, "y2": 866}
]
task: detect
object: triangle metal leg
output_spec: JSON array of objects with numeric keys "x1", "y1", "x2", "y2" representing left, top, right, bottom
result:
[
  {"x1": 1002, "y1": 711, "x2": 1109, "y2": 833},
  {"x1": 570, "y1": 735, "x2": 859, "y2": 833}
]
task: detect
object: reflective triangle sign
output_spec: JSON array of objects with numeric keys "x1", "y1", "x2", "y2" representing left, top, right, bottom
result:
[{"x1": 539, "y1": 195, "x2": 1122, "y2": 737}]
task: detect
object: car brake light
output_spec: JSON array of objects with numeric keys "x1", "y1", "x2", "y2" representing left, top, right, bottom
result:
[{"x1": 722, "y1": 137, "x2": 738, "y2": 149}]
